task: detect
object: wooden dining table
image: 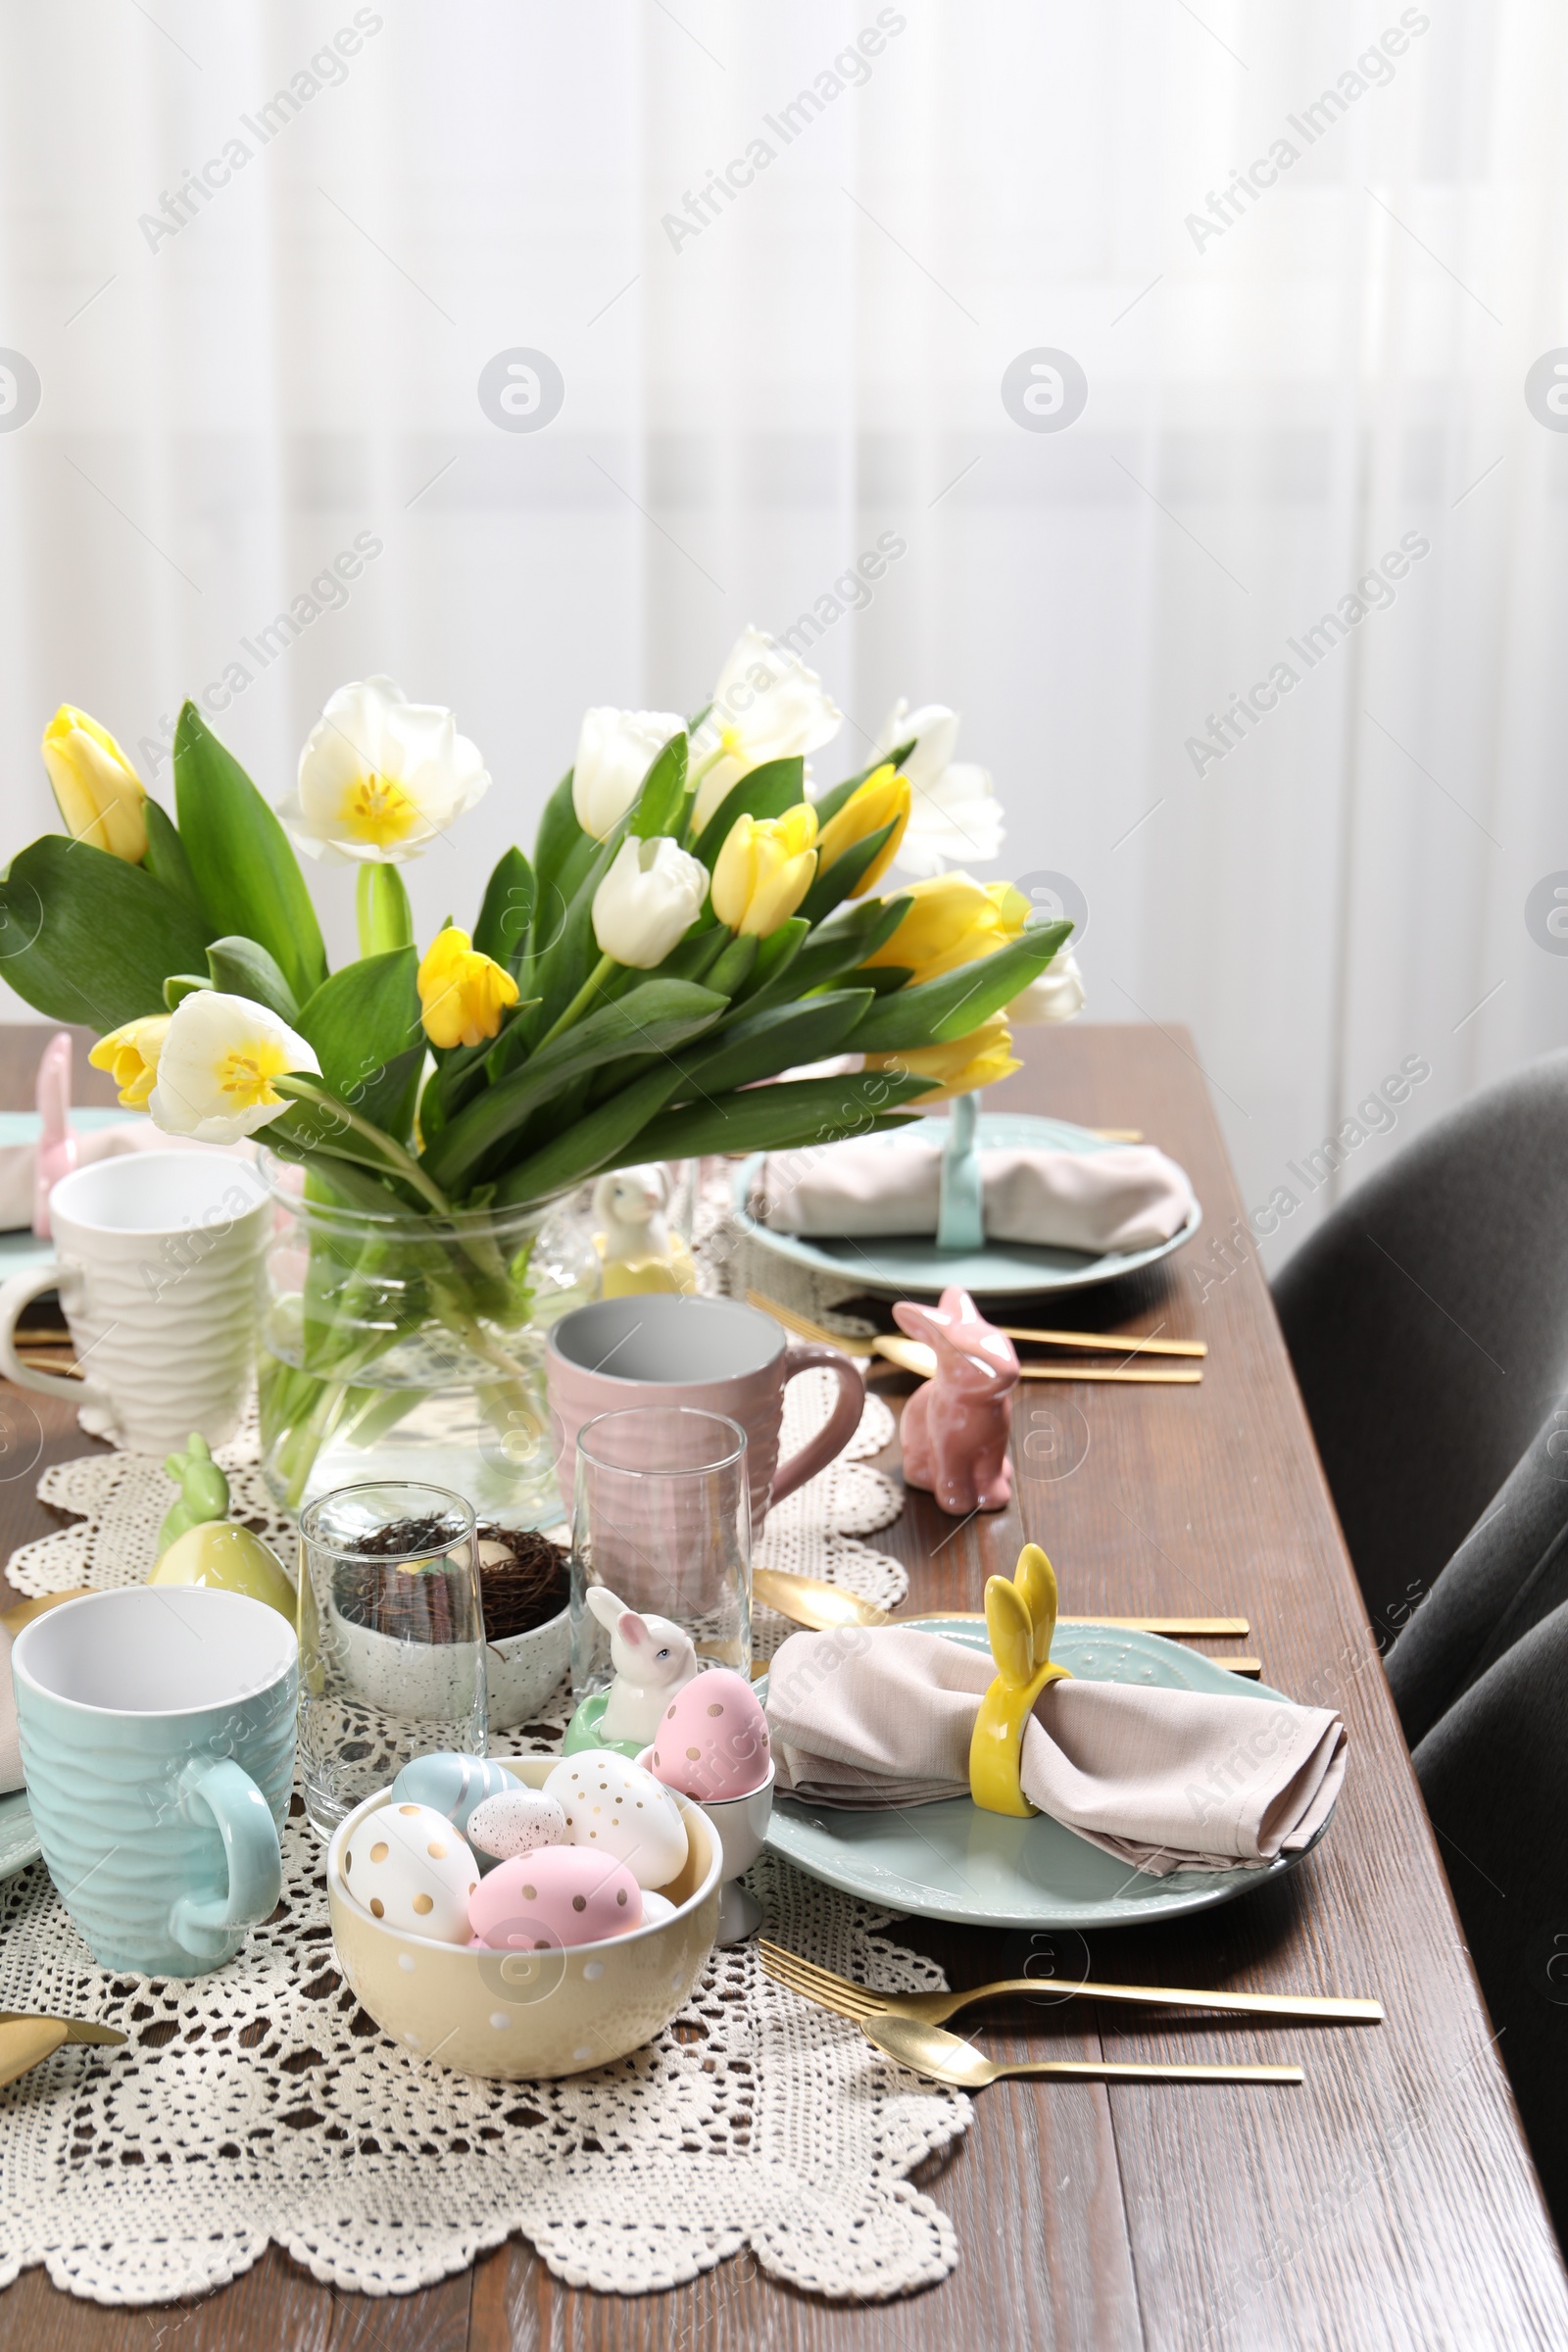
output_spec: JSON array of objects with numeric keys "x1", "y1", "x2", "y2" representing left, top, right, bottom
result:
[{"x1": 1, "y1": 1017, "x2": 1565, "y2": 2351}]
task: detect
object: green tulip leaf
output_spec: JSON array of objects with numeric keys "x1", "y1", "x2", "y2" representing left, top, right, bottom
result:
[
  {"x1": 172, "y1": 703, "x2": 327, "y2": 1006},
  {"x1": 690, "y1": 757, "x2": 806, "y2": 868},
  {"x1": 850, "y1": 922, "x2": 1073, "y2": 1052},
  {"x1": 678, "y1": 988, "x2": 873, "y2": 1095},
  {"x1": 473, "y1": 847, "x2": 535, "y2": 971},
  {"x1": 530, "y1": 767, "x2": 584, "y2": 913},
  {"x1": 205, "y1": 935, "x2": 300, "y2": 1022},
  {"x1": 422, "y1": 979, "x2": 728, "y2": 1196},
  {"x1": 629, "y1": 732, "x2": 689, "y2": 840},
  {"x1": 295, "y1": 946, "x2": 424, "y2": 1138},
  {"x1": 141, "y1": 799, "x2": 207, "y2": 913},
  {"x1": 795, "y1": 818, "x2": 901, "y2": 928},
  {"x1": 737, "y1": 914, "x2": 808, "y2": 1001},
  {"x1": 625, "y1": 1071, "x2": 930, "y2": 1162},
  {"x1": 740, "y1": 893, "x2": 910, "y2": 1018},
  {"x1": 702, "y1": 931, "x2": 758, "y2": 1000},
  {"x1": 163, "y1": 973, "x2": 211, "y2": 1010},
  {"x1": 0, "y1": 833, "x2": 214, "y2": 1029},
  {"x1": 357, "y1": 861, "x2": 414, "y2": 958},
  {"x1": 492, "y1": 1057, "x2": 698, "y2": 1207}
]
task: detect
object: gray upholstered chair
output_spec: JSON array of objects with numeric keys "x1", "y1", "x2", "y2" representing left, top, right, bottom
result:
[
  {"x1": 1271, "y1": 1050, "x2": 1568, "y2": 1642},
  {"x1": 1386, "y1": 1396, "x2": 1568, "y2": 2237}
]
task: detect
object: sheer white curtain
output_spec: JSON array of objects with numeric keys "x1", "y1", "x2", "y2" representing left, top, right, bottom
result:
[{"x1": 1, "y1": 0, "x2": 1562, "y2": 1265}]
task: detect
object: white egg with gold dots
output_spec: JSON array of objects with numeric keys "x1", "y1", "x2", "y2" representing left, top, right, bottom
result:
[
  {"x1": 340, "y1": 1799, "x2": 478, "y2": 1944},
  {"x1": 542, "y1": 1749, "x2": 690, "y2": 1888}
]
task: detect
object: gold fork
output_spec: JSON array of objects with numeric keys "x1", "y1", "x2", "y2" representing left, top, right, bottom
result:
[{"x1": 759, "y1": 1939, "x2": 1382, "y2": 2027}]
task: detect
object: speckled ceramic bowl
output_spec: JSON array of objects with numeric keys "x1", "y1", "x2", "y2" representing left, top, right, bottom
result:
[
  {"x1": 327, "y1": 1757, "x2": 721, "y2": 2079},
  {"x1": 485, "y1": 1600, "x2": 570, "y2": 1732}
]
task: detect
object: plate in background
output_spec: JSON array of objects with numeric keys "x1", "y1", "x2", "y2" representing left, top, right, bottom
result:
[
  {"x1": 733, "y1": 1112, "x2": 1200, "y2": 1297},
  {"x1": 0, "y1": 1791, "x2": 41, "y2": 1882}
]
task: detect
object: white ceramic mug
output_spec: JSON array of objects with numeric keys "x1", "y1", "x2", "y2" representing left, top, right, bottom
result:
[{"x1": 0, "y1": 1152, "x2": 270, "y2": 1453}]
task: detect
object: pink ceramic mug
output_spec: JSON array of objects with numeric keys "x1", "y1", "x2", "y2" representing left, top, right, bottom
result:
[{"x1": 546, "y1": 1296, "x2": 863, "y2": 1533}]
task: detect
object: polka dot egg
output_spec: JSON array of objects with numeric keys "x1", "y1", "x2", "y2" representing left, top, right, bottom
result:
[
  {"x1": 466, "y1": 1787, "x2": 567, "y2": 1866},
  {"x1": 650, "y1": 1668, "x2": 770, "y2": 1801},
  {"x1": 340, "y1": 1801, "x2": 478, "y2": 1944},
  {"x1": 542, "y1": 1750, "x2": 689, "y2": 1889},
  {"x1": 467, "y1": 1846, "x2": 642, "y2": 1950}
]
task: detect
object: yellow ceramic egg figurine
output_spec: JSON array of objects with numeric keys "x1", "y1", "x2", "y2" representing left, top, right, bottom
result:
[{"x1": 148, "y1": 1522, "x2": 298, "y2": 1624}]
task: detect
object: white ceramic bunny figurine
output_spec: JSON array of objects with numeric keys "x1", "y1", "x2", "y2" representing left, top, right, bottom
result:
[
  {"x1": 586, "y1": 1586, "x2": 699, "y2": 1743},
  {"x1": 893, "y1": 1284, "x2": 1020, "y2": 1515},
  {"x1": 591, "y1": 1164, "x2": 697, "y2": 1297}
]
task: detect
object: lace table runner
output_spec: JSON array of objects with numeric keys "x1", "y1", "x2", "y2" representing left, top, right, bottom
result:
[{"x1": 1, "y1": 1348, "x2": 967, "y2": 2305}]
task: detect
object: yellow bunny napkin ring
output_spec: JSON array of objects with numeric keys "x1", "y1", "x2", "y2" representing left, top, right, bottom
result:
[{"x1": 968, "y1": 1544, "x2": 1073, "y2": 1818}]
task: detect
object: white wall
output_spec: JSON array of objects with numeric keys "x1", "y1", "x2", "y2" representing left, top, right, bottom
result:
[{"x1": 2, "y1": 0, "x2": 1564, "y2": 1268}]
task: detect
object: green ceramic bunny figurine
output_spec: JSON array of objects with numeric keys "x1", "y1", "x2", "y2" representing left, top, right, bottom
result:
[{"x1": 155, "y1": 1435, "x2": 231, "y2": 1559}]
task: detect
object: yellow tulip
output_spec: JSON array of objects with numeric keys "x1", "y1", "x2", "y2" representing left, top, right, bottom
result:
[
  {"x1": 417, "y1": 927, "x2": 519, "y2": 1050},
  {"x1": 88, "y1": 1014, "x2": 171, "y2": 1108},
  {"x1": 40, "y1": 706, "x2": 148, "y2": 862},
  {"x1": 863, "y1": 1015, "x2": 1019, "y2": 1104},
  {"x1": 865, "y1": 873, "x2": 1029, "y2": 985},
  {"x1": 710, "y1": 803, "x2": 819, "y2": 936},
  {"x1": 813, "y1": 764, "x2": 911, "y2": 896}
]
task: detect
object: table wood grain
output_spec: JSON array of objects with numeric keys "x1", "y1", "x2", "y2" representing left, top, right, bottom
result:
[{"x1": 1, "y1": 1021, "x2": 1564, "y2": 2350}]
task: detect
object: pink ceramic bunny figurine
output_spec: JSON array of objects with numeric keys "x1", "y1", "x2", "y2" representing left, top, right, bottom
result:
[
  {"x1": 893, "y1": 1285, "x2": 1019, "y2": 1515},
  {"x1": 32, "y1": 1032, "x2": 78, "y2": 1239}
]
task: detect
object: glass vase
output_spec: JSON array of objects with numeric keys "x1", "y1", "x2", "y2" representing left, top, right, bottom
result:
[{"x1": 257, "y1": 1153, "x2": 599, "y2": 1527}]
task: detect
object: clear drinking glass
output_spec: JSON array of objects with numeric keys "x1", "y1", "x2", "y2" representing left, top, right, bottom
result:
[
  {"x1": 569, "y1": 1406, "x2": 751, "y2": 1696},
  {"x1": 296, "y1": 1480, "x2": 487, "y2": 1835}
]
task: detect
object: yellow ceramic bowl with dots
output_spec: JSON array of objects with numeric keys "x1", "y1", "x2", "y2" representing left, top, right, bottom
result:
[{"x1": 326, "y1": 1758, "x2": 721, "y2": 2080}]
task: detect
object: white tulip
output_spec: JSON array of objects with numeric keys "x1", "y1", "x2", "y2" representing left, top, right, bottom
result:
[
  {"x1": 690, "y1": 626, "x2": 843, "y2": 831},
  {"x1": 278, "y1": 676, "x2": 490, "y2": 863},
  {"x1": 149, "y1": 991, "x2": 321, "y2": 1146},
  {"x1": 872, "y1": 698, "x2": 1005, "y2": 880},
  {"x1": 571, "y1": 708, "x2": 686, "y2": 841},
  {"x1": 1008, "y1": 946, "x2": 1086, "y2": 1026},
  {"x1": 591, "y1": 836, "x2": 709, "y2": 969}
]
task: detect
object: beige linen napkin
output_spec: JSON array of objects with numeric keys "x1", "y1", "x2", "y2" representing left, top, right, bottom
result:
[
  {"x1": 755, "y1": 1140, "x2": 1197, "y2": 1254},
  {"x1": 765, "y1": 1626, "x2": 1346, "y2": 1877}
]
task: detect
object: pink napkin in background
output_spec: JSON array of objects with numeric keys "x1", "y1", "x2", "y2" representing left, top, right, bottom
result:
[
  {"x1": 0, "y1": 1625, "x2": 22, "y2": 1795},
  {"x1": 754, "y1": 1140, "x2": 1198, "y2": 1255},
  {"x1": 764, "y1": 1626, "x2": 1347, "y2": 1877}
]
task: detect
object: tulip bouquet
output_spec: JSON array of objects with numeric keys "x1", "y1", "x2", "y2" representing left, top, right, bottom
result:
[{"x1": 3, "y1": 629, "x2": 1079, "y2": 1512}]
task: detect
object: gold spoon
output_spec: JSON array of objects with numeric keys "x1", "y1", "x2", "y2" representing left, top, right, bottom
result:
[
  {"x1": 0, "y1": 2017, "x2": 69, "y2": 2089},
  {"x1": 863, "y1": 2011, "x2": 1302, "y2": 2088}
]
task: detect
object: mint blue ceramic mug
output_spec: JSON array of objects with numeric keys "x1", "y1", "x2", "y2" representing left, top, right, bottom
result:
[{"x1": 13, "y1": 1588, "x2": 298, "y2": 1977}]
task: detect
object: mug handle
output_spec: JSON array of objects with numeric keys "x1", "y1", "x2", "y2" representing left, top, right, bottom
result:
[
  {"x1": 0, "y1": 1262, "x2": 112, "y2": 1421},
  {"x1": 168, "y1": 1759, "x2": 283, "y2": 1962},
  {"x1": 768, "y1": 1342, "x2": 865, "y2": 1508}
]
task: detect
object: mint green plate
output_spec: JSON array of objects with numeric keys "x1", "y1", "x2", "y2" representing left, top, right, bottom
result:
[
  {"x1": 733, "y1": 1113, "x2": 1201, "y2": 1298},
  {"x1": 0, "y1": 1789, "x2": 41, "y2": 1880},
  {"x1": 761, "y1": 1617, "x2": 1332, "y2": 1930}
]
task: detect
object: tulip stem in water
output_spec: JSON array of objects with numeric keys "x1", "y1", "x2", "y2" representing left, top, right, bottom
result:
[{"x1": 534, "y1": 953, "x2": 618, "y2": 1052}]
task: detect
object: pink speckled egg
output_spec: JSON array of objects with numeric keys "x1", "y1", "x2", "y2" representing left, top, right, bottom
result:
[
  {"x1": 466, "y1": 1846, "x2": 643, "y2": 1951},
  {"x1": 649, "y1": 1668, "x2": 770, "y2": 1802}
]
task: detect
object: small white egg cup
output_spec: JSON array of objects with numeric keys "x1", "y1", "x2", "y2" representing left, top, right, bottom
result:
[{"x1": 699, "y1": 1763, "x2": 775, "y2": 1945}]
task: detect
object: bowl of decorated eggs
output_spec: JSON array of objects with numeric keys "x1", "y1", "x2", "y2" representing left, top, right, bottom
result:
[{"x1": 327, "y1": 1746, "x2": 721, "y2": 2079}]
